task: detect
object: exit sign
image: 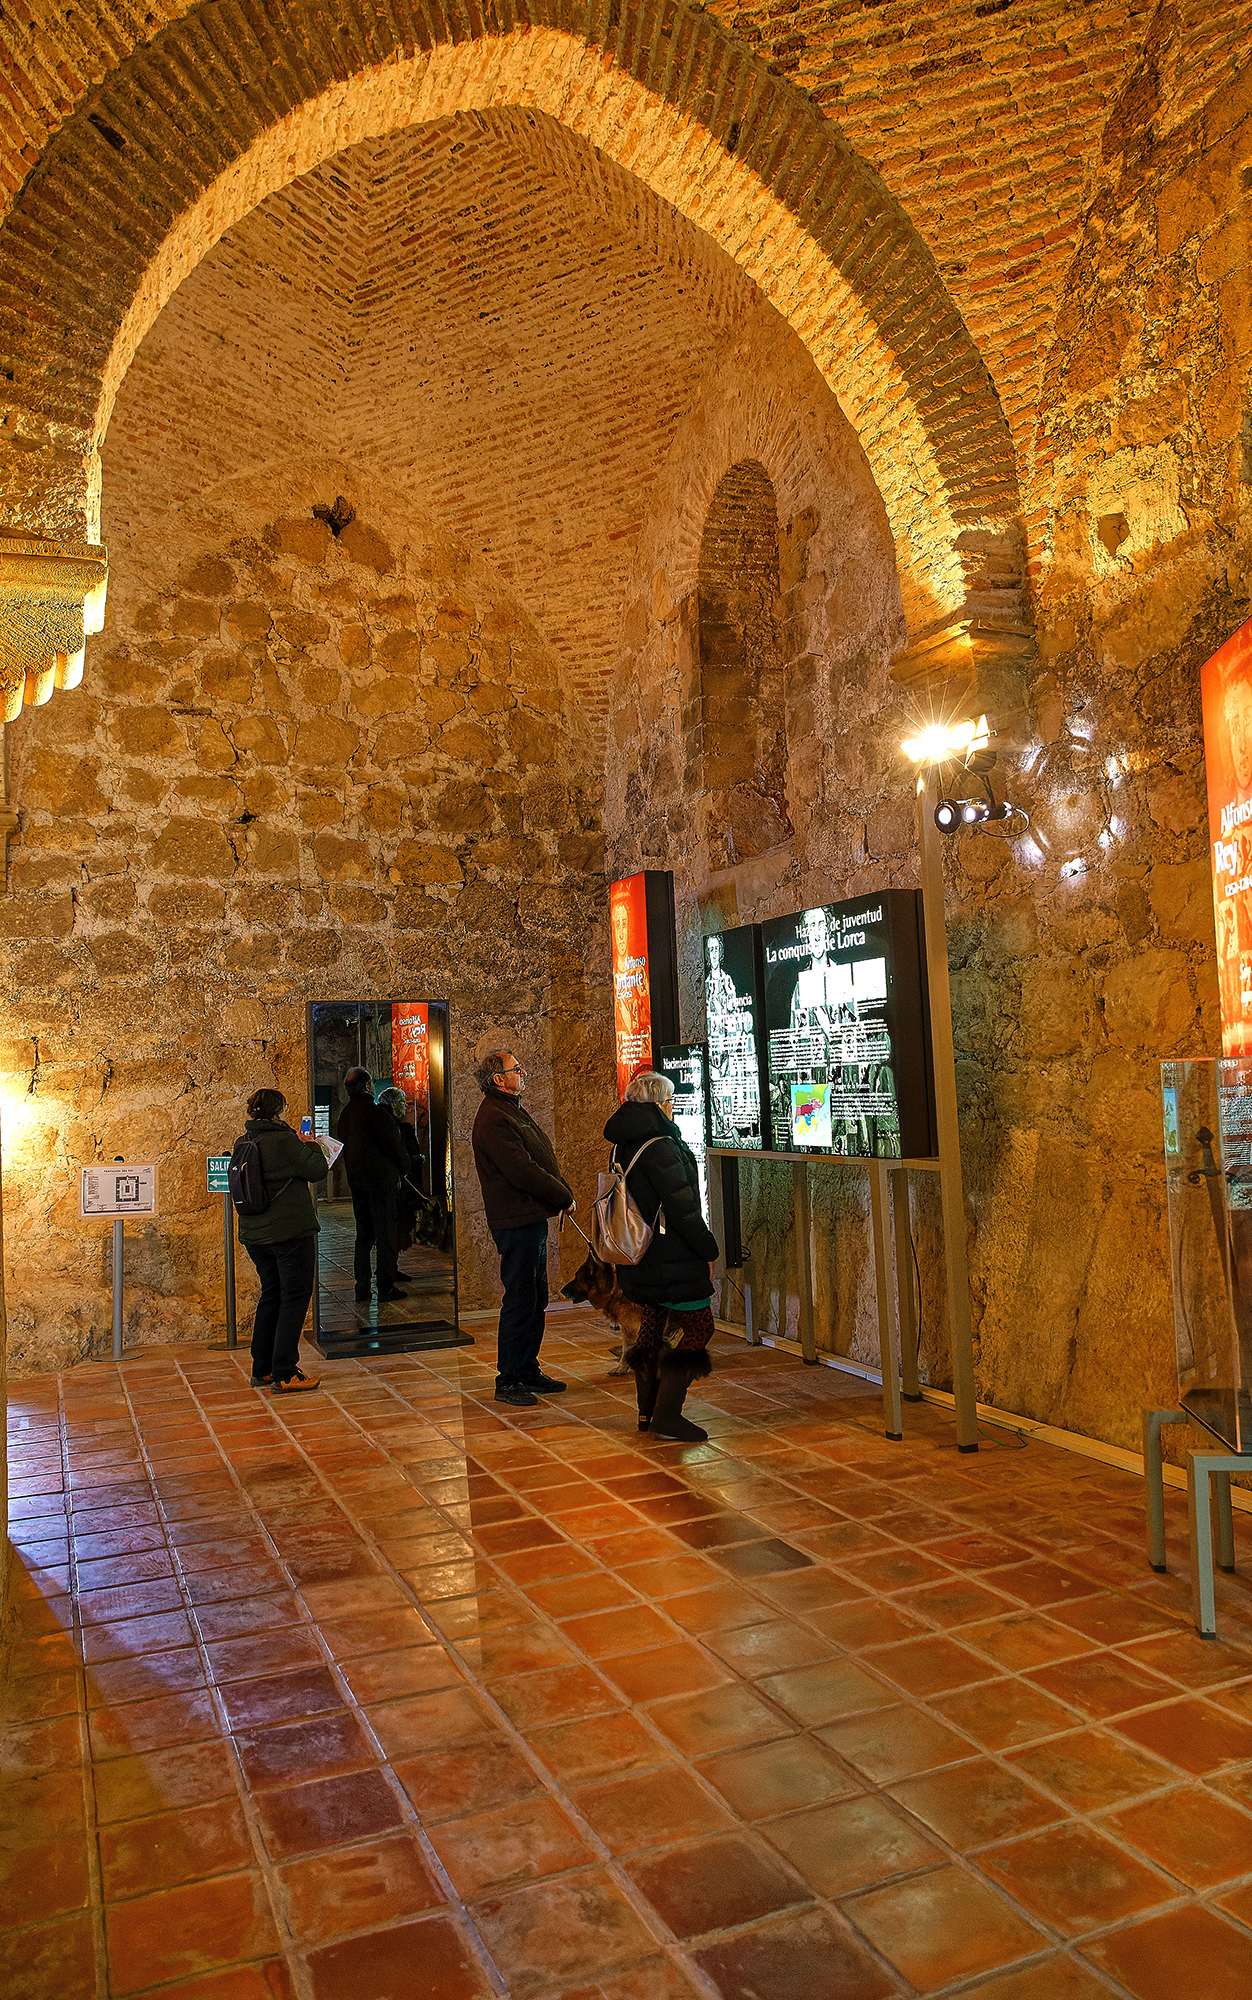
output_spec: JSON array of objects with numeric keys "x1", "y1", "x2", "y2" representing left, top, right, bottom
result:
[{"x1": 207, "y1": 1155, "x2": 231, "y2": 1193}]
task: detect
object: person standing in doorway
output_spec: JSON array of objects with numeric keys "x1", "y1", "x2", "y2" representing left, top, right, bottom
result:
[
  {"x1": 235, "y1": 1088, "x2": 328, "y2": 1394},
  {"x1": 471, "y1": 1051, "x2": 575, "y2": 1407},
  {"x1": 336, "y1": 1067, "x2": 409, "y2": 1302}
]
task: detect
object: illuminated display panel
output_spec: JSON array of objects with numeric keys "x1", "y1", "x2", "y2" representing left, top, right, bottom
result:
[
  {"x1": 703, "y1": 926, "x2": 769, "y2": 1150},
  {"x1": 609, "y1": 872, "x2": 679, "y2": 1101},
  {"x1": 761, "y1": 892, "x2": 935, "y2": 1159},
  {"x1": 660, "y1": 1042, "x2": 710, "y2": 1215},
  {"x1": 392, "y1": 1002, "x2": 430, "y2": 1121},
  {"x1": 1201, "y1": 615, "x2": 1252, "y2": 1056}
]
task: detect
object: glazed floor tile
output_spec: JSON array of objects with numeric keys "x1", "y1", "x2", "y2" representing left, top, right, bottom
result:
[{"x1": 5, "y1": 1317, "x2": 1252, "y2": 1998}]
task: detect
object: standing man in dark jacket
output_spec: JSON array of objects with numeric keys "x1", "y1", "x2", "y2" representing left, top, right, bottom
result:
[
  {"x1": 336, "y1": 1067, "x2": 410, "y2": 1302},
  {"x1": 472, "y1": 1050, "x2": 575, "y2": 1407},
  {"x1": 605, "y1": 1070, "x2": 721, "y2": 1442}
]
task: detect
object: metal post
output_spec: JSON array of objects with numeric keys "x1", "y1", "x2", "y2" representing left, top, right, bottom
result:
[
  {"x1": 871, "y1": 1163, "x2": 903, "y2": 1439},
  {"x1": 1216, "y1": 1472, "x2": 1236, "y2": 1573},
  {"x1": 742, "y1": 1269, "x2": 755, "y2": 1345},
  {"x1": 111, "y1": 1217, "x2": 124, "y2": 1361},
  {"x1": 223, "y1": 1193, "x2": 237, "y2": 1349},
  {"x1": 1187, "y1": 1451, "x2": 1218, "y2": 1637},
  {"x1": 793, "y1": 1161, "x2": 817, "y2": 1364},
  {"x1": 1141, "y1": 1407, "x2": 1187, "y2": 1571},
  {"x1": 892, "y1": 1167, "x2": 921, "y2": 1401},
  {"x1": 918, "y1": 773, "x2": 978, "y2": 1450},
  {"x1": 1187, "y1": 1447, "x2": 1247, "y2": 1636}
]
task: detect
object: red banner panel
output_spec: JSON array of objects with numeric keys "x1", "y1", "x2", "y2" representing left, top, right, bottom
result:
[
  {"x1": 611, "y1": 873, "x2": 653, "y2": 1101},
  {"x1": 1202, "y1": 616, "x2": 1252, "y2": 1056},
  {"x1": 392, "y1": 1001, "x2": 430, "y2": 1115}
]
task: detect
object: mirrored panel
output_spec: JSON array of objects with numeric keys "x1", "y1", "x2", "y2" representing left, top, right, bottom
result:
[
  {"x1": 307, "y1": 998, "x2": 471, "y2": 1357},
  {"x1": 1162, "y1": 1056, "x2": 1252, "y2": 1452}
]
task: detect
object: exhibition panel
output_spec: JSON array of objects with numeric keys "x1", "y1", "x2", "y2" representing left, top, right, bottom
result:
[
  {"x1": 660, "y1": 1041, "x2": 711, "y2": 1215},
  {"x1": 760, "y1": 893, "x2": 936, "y2": 1161},
  {"x1": 704, "y1": 926, "x2": 770, "y2": 1150},
  {"x1": 610, "y1": 871, "x2": 680, "y2": 1101}
]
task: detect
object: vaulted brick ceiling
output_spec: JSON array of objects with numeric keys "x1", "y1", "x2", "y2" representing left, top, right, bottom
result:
[{"x1": 105, "y1": 108, "x2": 762, "y2": 710}]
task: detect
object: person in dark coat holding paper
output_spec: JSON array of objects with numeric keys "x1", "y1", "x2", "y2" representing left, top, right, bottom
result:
[
  {"x1": 235, "y1": 1088, "x2": 329, "y2": 1394},
  {"x1": 604, "y1": 1070, "x2": 720, "y2": 1442},
  {"x1": 336, "y1": 1067, "x2": 409, "y2": 1302},
  {"x1": 472, "y1": 1050, "x2": 575, "y2": 1407}
]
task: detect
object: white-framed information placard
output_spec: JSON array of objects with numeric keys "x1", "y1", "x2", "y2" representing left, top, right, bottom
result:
[{"x1": 80, "y1": 1164, "x2": 157, "y2": 1219}]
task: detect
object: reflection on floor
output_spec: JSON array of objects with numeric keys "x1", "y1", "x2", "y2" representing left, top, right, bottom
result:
[
  {"x1": 5, "y1": 1315, "x2": 1252, "y2": 1999},
  {"x1": 316, "y1": 1199, "x2": 457, "y2": 1342}
]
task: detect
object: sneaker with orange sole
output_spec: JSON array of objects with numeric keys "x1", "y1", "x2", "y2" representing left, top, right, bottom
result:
[{"x1": 271, "y1": 1368, "x2": 321, "y2": 1395}]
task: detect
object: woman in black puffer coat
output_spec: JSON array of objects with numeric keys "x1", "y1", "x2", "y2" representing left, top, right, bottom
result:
[{"x1": 603, "y1": 1071, "x2": 720, "y2": 1442}]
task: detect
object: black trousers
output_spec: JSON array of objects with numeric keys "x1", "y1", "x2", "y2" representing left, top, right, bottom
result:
[
  {"x1": 245, "y1": 1234, "x2": 316, "y2": 1382},
  {"x1": 350, "y1": 1180, "x2": 399, "y2": 1291},
  {"x1": 491, "y1": 1222, "x2": 549, "y2": 1388}
]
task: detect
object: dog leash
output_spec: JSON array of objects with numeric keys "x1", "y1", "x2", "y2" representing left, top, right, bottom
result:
[{"x1": 559, "y1": 1208, "x2": 596, "y2": 1252}]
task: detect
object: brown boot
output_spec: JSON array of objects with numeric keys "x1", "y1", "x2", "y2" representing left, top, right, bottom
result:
[
  {"x1": 271, "y1": 1367, "x2": 321, "y2": 1395},
  {"x1": 650, "y1": 1349, "x2": 711, "y2": 1442}
]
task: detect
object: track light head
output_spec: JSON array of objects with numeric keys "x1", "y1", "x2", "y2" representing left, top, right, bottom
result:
[{"x1": 934, "y1": 799, "x2": 959, "y2": 831}]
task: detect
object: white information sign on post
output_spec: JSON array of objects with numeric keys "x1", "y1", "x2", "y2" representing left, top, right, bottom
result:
[{"x1": 80, "y1": 1164, "x2": 157, "y2": 1219}]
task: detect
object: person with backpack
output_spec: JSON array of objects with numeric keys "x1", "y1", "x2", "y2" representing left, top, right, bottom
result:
[
  {"x1": 604, "y1": 1070, "x2": 720, "y2": 1442},
  {"x1": 231, "y1": 1088, "x2": 329, "y2": 1393},
  {"x1": 471, "y1": 1050, "x2": 575, "y2": 1407}
]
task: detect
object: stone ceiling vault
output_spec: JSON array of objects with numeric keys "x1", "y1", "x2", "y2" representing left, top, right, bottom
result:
[{"x1": 106, "y1": 108, "x2": 770, "y2": 716}]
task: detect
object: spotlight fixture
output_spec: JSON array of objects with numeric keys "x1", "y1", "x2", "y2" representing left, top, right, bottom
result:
[
  {"x1": 960, "y1": 798, "x2": 988, "y2": 825},
  {"x1": 902, "y1": 713, "x2": 993, "y2": 764},
  {"x1": 934, "y1": 799, "x2": 959, "y2": 830}
]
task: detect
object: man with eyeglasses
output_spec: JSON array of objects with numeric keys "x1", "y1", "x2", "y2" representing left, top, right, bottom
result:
[{"x1": 471, "y1": 1049, "x2": 576, "y2": 1406}]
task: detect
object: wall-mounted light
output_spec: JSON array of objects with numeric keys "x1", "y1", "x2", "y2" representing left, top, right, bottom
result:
[
  {"x1": 904, "y1": 712, "x2": 1024, "y2": 836},
  {"x1": 901, "y1": 714, "x2": 991, "y2": 766}
]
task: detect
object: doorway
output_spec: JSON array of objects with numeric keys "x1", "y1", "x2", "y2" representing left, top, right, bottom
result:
[{"x1": 307, "y1": 999, "x2": 470, "y2": 1357}]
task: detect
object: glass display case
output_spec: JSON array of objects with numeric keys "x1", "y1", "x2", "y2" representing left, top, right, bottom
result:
[{"x1": 1162, "y1": 1057, "x2": 1252, "y2": 1452}]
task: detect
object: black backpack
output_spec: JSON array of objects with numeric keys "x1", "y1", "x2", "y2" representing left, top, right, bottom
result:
[{"x1": 227, "y1": 1136, "x2": 291, "y2": 1217}]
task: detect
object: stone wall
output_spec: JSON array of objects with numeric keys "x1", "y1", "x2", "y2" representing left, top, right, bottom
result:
[
  {"x1": 0, "y1": 457, "x2": 611, "y2": 1372},
  {"x1": 600, "y1": 38, "x2": 1252, "y2": 1455}
]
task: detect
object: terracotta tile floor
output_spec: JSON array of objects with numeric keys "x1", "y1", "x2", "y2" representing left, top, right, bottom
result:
[{"x1": 4, "y1": 1316, "x2": 1252, "y2": 1999}]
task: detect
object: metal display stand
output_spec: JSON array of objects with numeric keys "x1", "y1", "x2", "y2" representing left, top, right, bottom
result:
[
  {"x1": 1141, "y1": 1404, "x2": 1246, "y2": 1636},
  {"x1": 710, "y1": 1146, "x2": 969, "y2": 1445}
]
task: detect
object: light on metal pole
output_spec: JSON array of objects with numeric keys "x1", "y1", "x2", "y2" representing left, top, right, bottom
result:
[{"x1": 900, "y1": 719, "x2": 989, "y2": 1453}]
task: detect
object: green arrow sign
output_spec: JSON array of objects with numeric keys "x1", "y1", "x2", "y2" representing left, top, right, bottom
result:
[{"x1": 207, "y1": 1155, "x2": 231, "y2": 1194}]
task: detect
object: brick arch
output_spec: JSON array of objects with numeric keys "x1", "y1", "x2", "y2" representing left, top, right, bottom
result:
[{"x1": 0, "y1": 4, "x2": 1020, "y2": 650}]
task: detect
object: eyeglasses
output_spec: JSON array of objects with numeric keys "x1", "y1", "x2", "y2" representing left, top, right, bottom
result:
[{"x1": 495, "y1": 1064, "x2": 527, "y2": 1080}]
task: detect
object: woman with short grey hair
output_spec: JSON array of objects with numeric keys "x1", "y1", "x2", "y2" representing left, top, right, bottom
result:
[
  {"x1": 625, "y1": 1071, "x2": 675, "y2": 1109},
  {"x1": 604, "y1": 1069, "x2": 720, "y2": 1441}
]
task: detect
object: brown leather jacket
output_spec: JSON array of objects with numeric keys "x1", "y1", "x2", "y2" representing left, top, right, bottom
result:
[{"x1": 472, "y1": 1088, "x2": 573, "y2": 1230}]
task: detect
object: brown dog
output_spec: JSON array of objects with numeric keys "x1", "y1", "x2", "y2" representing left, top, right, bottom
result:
[{"x1": 561, "y1": 1251, "x2": 642, "y2": 1376}]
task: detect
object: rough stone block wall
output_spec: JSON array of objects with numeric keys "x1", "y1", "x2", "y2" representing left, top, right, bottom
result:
[{"x1": 1, "y1": 459, "x2": 610, "y2": 1371}]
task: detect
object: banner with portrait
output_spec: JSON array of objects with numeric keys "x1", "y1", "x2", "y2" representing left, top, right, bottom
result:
[{"x1": 1201, "y1": 616, "x2": 1252, "y2": 1056}]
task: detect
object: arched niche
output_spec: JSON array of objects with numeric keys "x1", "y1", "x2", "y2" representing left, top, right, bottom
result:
[{"x1": 697, "y1": 460, "x2": 791, "y2": 869}]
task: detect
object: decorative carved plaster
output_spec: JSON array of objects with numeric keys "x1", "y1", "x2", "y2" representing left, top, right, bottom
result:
[{"x1": 0, "y1": 534, "x2": 109, "y2": 722}]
